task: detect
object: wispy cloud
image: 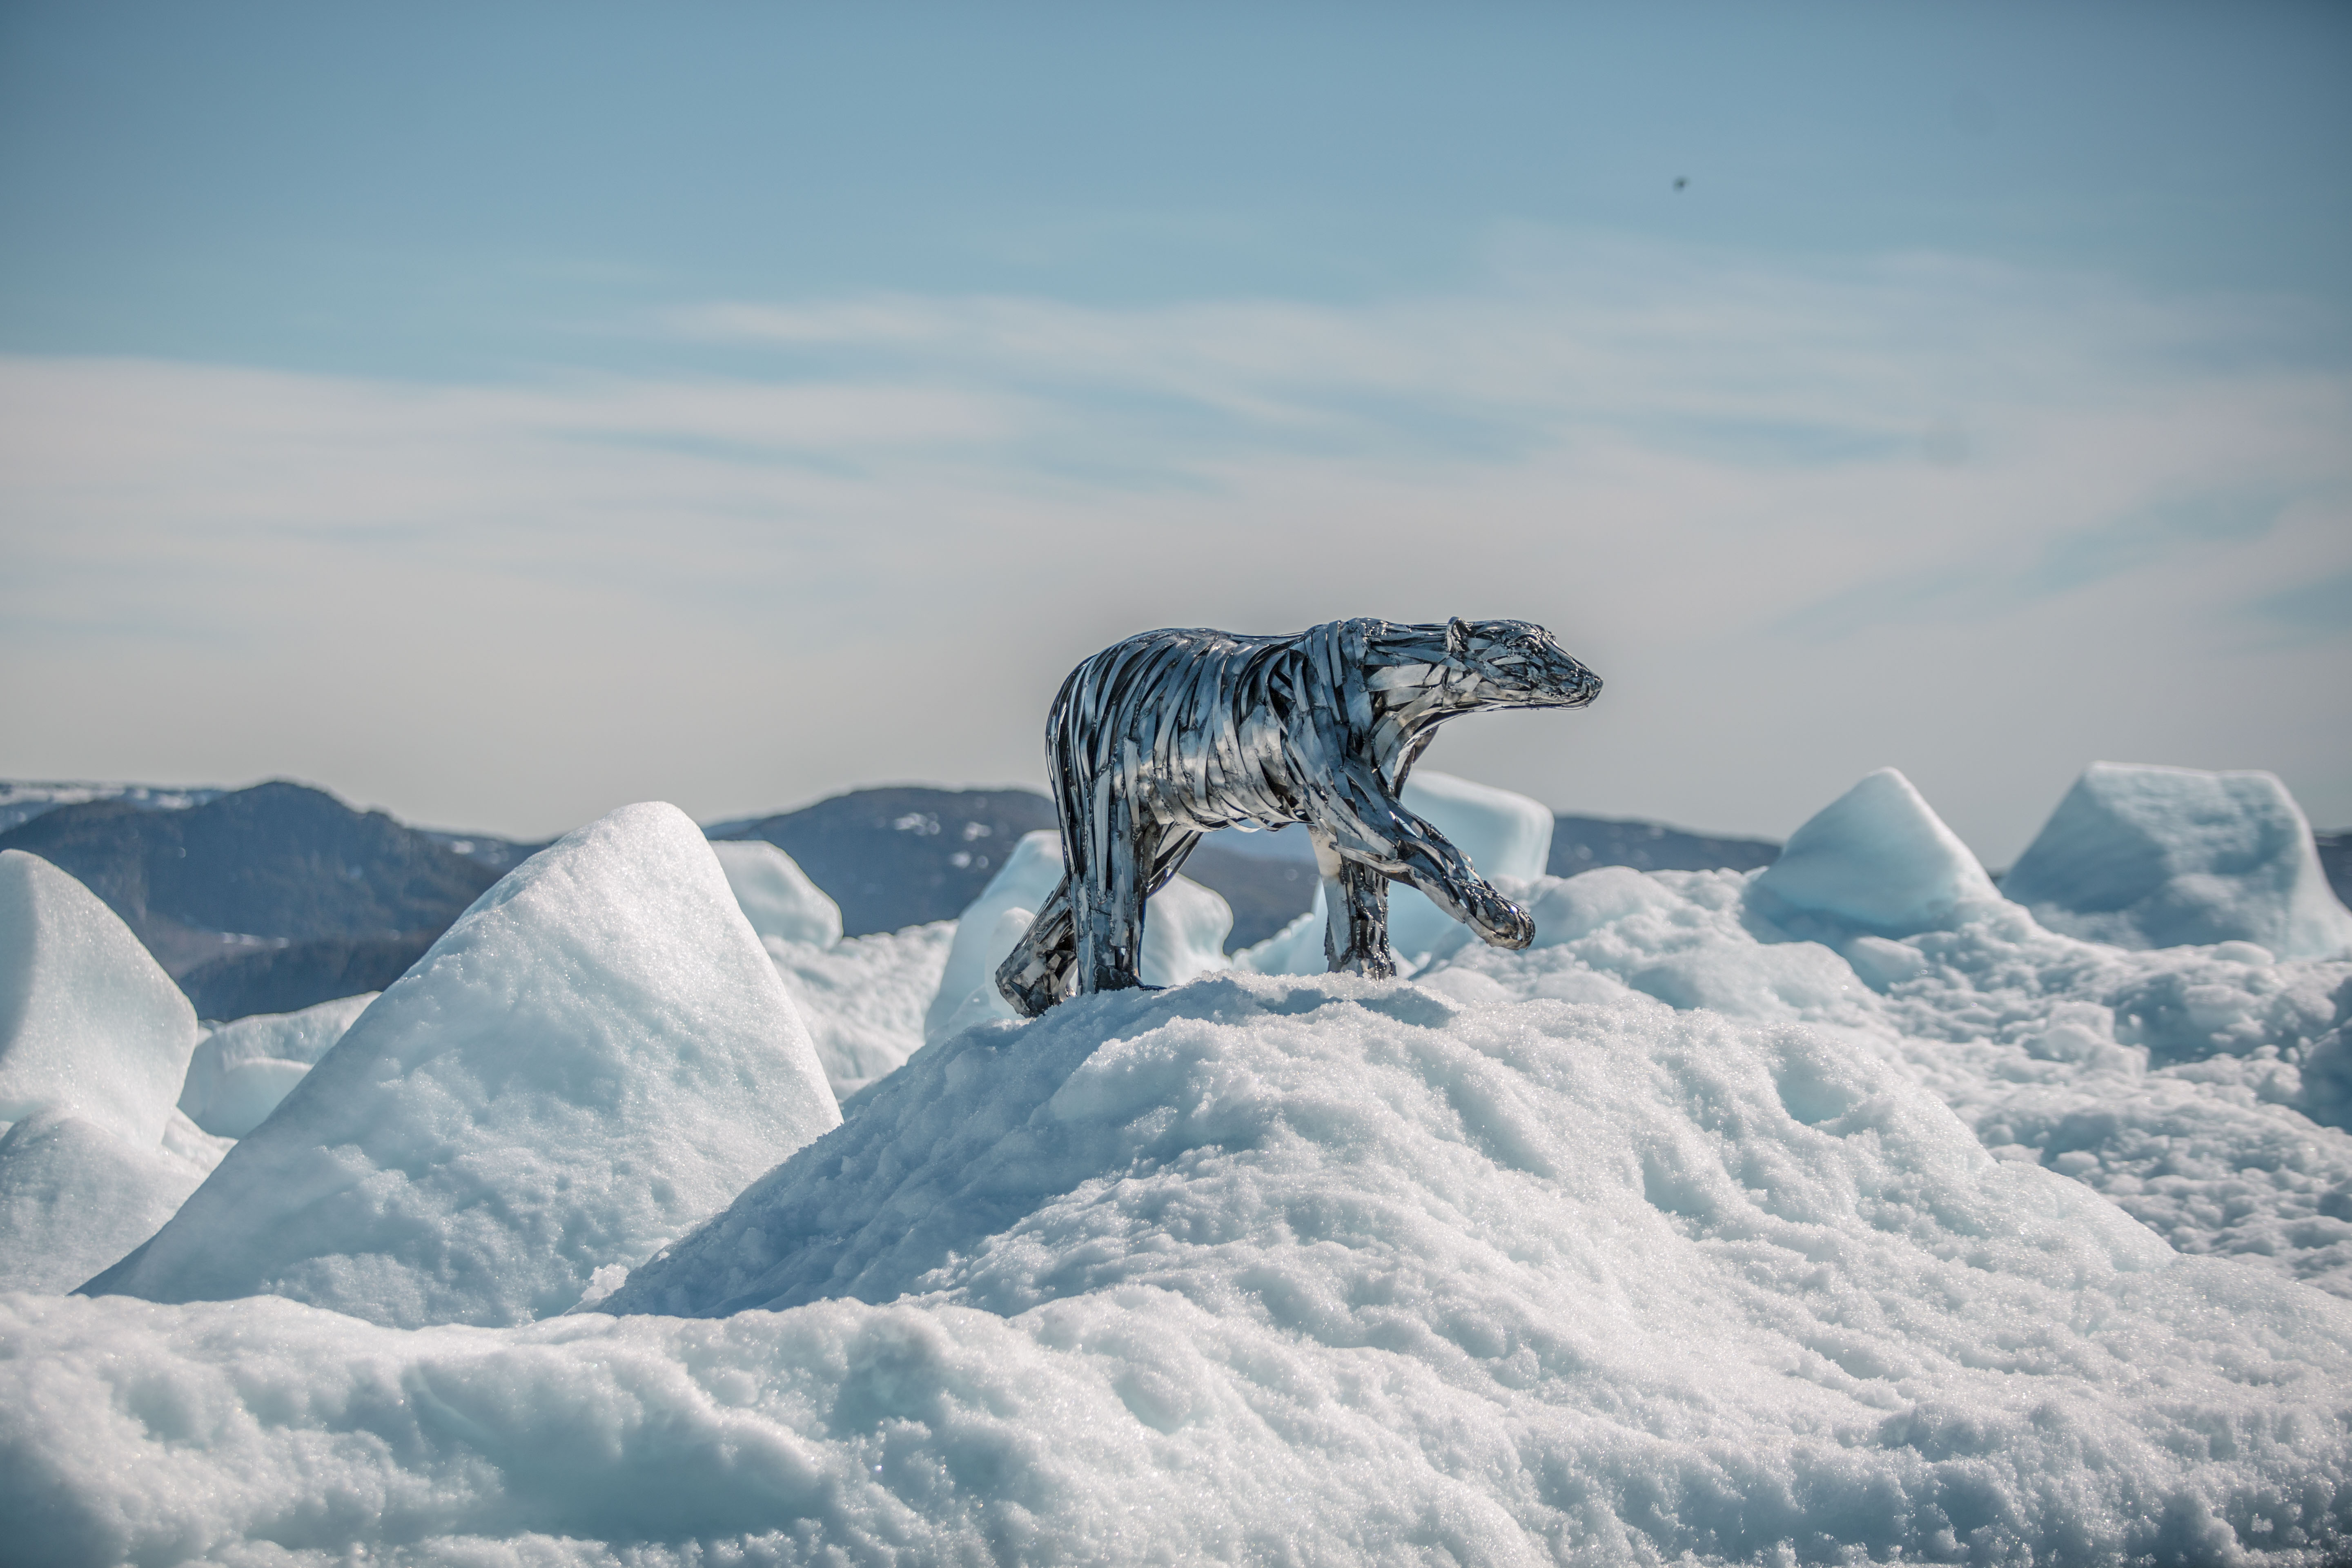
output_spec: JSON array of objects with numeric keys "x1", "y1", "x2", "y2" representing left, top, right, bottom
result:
[{"x1": 2, "y1": 238, "x2": 2346, "y2": 851}]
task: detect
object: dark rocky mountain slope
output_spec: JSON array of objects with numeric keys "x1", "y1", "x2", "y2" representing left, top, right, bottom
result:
[{"x1": 0, "y1": 782, "x2": 500, "y2": 1018}]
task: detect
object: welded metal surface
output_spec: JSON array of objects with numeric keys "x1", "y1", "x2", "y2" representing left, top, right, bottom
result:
[{"x1": 998, "y1": 617, "x2": 1602, "y2": 1014}]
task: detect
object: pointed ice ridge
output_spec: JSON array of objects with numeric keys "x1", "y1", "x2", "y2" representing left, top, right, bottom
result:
[
  {"x1": 2004, "y1": 762, "x2": 2352, "y2": 958},
  {"x1": 1748, "y1": 767, "x2": 2000, "y2": 938},
  {"x1": 710, "y1": 838, "x2": 842, "y2": 948},
  {"x1": 81, "y1": 803, "x2": 840, "y2": 1326},
  {"x1": 0, "y1": 848, "x2": 200, "y2": 1145},
  {"x1": 0, "y1": 849, "x2": 224, "y2": 1291}
]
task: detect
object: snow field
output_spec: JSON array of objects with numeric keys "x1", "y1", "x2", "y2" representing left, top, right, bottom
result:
[
  {"x1": 13, "y1": 973, "x2": 2341, "y2": 1565},
  {"x1": 3, "y1": 763, "x2": 2350, "y2": 1563},
  {"x1": 79, "y1": 803, "x2": 842, "y2": 1326}
]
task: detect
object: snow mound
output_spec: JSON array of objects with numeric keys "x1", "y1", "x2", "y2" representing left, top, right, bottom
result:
[
  {"x1": 0, "y1": 1106, "x2": 227, "y2": 1292},
  {"x1": 2004, "y1": 761, "x2": 2352, "y2": 959},
  {"x1": 924, "y1": 830, "x2": 1232, "y2": 1042},
  {"x1": 9, "y1": 858, "x2": 2352, "y2": 1560},
  {"x1": 712, "y1": 838, "x2": 843, "y2": 948},
  {"x1": 605, "y1": 980, "x2": 2350, "y2": 1557},
  {"x1": 79, "y1": 803, "x2": 841, "y2": 1327},
  {"x1": 0, "y1": 848, "x2": 200, "y2": 1145},
  {"x1": 765, "y1": 921, "x2": 955, "y2": 1098},
  {"x1": 1748, "y1": 767, "x2": 2001, "y2": 938},
  {"x1": 1241, "y1": 769, "x2": 1556, "y2": 974},
  {"x1": 176, "y1": 992, "x2": 376, "y2": 1138},
  {"x1": 1437, "y1": 855, "x2": 2352, "y2": 1298}
]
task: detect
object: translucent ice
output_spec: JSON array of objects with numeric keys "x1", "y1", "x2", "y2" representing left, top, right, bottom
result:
[
  {"x1": 1748, "y1": 767, "x2": 2001, "y2": 938},
  {"x1": 176, "y1": 992, "x2": 376, "y2": 1138},
  {"x1": 711, "y1": 837, "x2": 844, "y2": 948},
  {"x1": 0, "y1": 848, "x2": 200, "y2": 1145},
  {"x1": 924, "y1": 831, "x2": 1232, "y2": 1042},
  {"x1": 80, "y1": 804, "x2": 840, "y2": 1327},
  {"x1": 2004, "y1": 761, "x2": 2352, "y2": 958}
]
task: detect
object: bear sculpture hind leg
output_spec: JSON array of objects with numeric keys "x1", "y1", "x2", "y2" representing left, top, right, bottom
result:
[{"x1": 997, "y1": 882, "x2": 1079, "y2": 1018}]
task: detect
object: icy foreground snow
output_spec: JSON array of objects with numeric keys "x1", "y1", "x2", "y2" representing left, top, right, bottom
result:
[
  {"x1": 79, "y1": 804, "x2": 840, "y2": 1327},
  {"x1": 5, "y1": 767, "x2": 2352, "y2": 1564},
  {"x1": 7, "y1": 976, "x2": 2346, "y2": 1566}
]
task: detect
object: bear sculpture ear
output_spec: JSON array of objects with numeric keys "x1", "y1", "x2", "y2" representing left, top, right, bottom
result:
[{"x1": 1446, "y1": 617, "x2": 1471, "y2": 659}]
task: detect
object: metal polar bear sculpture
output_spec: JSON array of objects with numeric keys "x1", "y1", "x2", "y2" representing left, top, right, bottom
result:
[{"x1": 996, "y1": 617, "x2": 1603, "y2": 1016}]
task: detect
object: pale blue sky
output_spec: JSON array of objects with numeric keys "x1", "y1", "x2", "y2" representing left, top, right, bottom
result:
[{"x1": 2, "y1": 3, "x2": 2348, "y2": 854}]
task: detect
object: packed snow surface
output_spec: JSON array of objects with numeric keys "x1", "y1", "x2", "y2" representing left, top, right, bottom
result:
[
  {"x1": 713, "y1": 838, "x2": 844, "y2": 949},
  {"x1": 8, "y1": 769, "x2": 2352, "y2": 1564},
  {"x1": 10, "y1": 972, "x2": 2345, "y2": 1566},
  {"x1": 765, "y1": 922, "x2": 955, "y2": 1098},
  {"x1": 0, "y1": 848, "x2": 200, "y2": 1145},
  {"x1": 1243, "y1": 770, "x2": 1557, "y2": 974},
  {"x1": 176, "y1": 992, "x2": 375, "y2": 1138},
  {"x1": 2005, "y1": 762, "x2": 2352, "y2": 959},
  {"x1": 924, "y1": 830, "x2": 1232, "y2": 1042},
  {"x1": 79, "y1": 803, "x2": 840, "y2": 1327},
  {"x1": 0, "y1": 1106, "x2": 227, "y2": 1292}
]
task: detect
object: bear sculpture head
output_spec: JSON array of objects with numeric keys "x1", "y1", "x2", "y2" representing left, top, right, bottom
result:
[{"x1": 1363, "y1": 617, "x2": 1601, "y2": 716}]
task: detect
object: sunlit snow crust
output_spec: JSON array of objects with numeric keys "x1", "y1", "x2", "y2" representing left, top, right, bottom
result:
[{"x1": 8, "y1": 974, "x2": 2348, "y2": 1566}]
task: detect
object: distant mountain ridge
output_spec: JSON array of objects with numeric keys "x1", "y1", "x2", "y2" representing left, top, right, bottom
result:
[
  {"x1": 0, "y1": 783, "x2": 503, "y2": 1020},
  {"x1": 34, "y1": 776, "x2": 2331, "y2": 1027}
]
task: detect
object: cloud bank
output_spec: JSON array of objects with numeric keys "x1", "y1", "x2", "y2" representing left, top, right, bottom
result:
[{"x1": 2, "y1": 238, "x2": 2344, "y2": 854}]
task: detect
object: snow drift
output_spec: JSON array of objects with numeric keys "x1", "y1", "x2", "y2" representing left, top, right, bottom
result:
[
  {"x1": 0, "y1": 1108, "x2": 227, "y2": 1293},
  {"x1": 79, "y1": 803, "x2": 840, "y2": 1327},
  {"x1": 766, "y1": 922, "x2": 956, "y2": 1099},
  {"x1": 10, "y1": 974, "x2": 2345, "y2": 1565},
  {"x1": 176, "y1": 992, "x2": 376, "y2": 1138},
  {"x1": 2005, "y1": 762, "x2": 2352, "y2": 959}
]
